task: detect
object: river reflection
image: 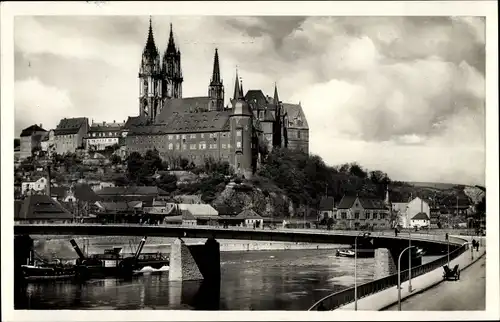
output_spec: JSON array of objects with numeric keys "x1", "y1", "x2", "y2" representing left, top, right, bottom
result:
[{"x1": 16, "y1": 249, "x2": 386, "y2": 310}]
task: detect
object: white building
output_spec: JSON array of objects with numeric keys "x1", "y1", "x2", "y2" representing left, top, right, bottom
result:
[
  {"x1": 405, "y1": 197, "x2": 431, "y2": 228},
  {"x1": 236, "y1": 209, "x2": 264, "y2": 228},
  {"x1": 21, "y1": 177, "x2": 48, "y2": 195},
  {"x1": 410, "y1": 212, "x2": 431, "y2": 228},
  {"x1": 85, "y1": 120, "x2": 124, "y2": 151}
]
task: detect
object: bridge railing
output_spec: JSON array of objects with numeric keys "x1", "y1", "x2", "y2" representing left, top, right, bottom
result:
[{"x1": 308, "y1": 241, "x2": 469, "y2": 311}]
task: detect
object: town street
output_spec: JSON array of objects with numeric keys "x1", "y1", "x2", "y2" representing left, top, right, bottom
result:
[{"x1": 385, "y1": 255, "x2": 486, "y2": 311}]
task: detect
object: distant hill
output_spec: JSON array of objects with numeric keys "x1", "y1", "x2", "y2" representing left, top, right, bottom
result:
[{"x1": 407, "y1": 182, "x2": 465, "y2": 190}]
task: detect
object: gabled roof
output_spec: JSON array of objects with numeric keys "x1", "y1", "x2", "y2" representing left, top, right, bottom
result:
[
  {"x1": 20, "y1": 124, "x2": 47, "y2": 137},
  {"x1": 124, "y1": 116, "x2": 147, "y2": 129},
  {"x1": 156, "y1": 97, "x2": 213, "y2": 122},
  {"x1": 412, "y1": 212, "x2": 430, "y2": 220},
  {"x1": 16, "y1": 195, "x2": 73, "y2": 220},
  {"x1": 236, "y1": 209, "x2": 262, "y2": 219},
  {"x1": 245, "y1": 90, "x2": 269, "y2": 108},
  {"x1": 337, "y1": 195, "x2": 357, "y2": 209},
  {"x1": 337, "y1": 195, "x2": 387, "y2": 210},
  {"x1": 97, "y1": 201, "x2": 142, "y2": 212},
  {"x1": 54, "y1": 117, "x2": 88, "y2": 135},
  {"x1": 283, "y1": 103, "x2": 309, "y2": 129},
  {"x1": 319, "y1": 196, "x2": 335, "y2": 211},
  {"x1": 181, "y1": 209, "x2": 196, "y2": 220}
]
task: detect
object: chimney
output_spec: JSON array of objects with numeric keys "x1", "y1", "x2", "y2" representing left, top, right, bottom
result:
[{"x1": 39, "y1": 123, "x2": 43, "y2": 128}]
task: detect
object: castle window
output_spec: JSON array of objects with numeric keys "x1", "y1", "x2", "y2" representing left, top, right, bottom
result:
[
  {"x1": 190, "y1": 134, "x2": 196, "y2": 139},
  {"x1": 236, "y1": 141, "x2": 242, "y2": 149},
  {"x1": 236, "y1": 130, "x2": 242, "y2": 137},
  {"x1": 176, "y1": 134, "x2": 180, "y2": 140},
  {"x1": 199, "y1": 143, "x2": 206, "y2": 150},
  {"x1": 182, "y1": 134, "x2": 186, "y2": 139},
  {"x1": 168, "y1": 135, "x2": 173, "y2": 140},
  {"x1": 209, "y1": 133, "x2": 213, "y2": 138},
  {"x1": 168, "y1": 143, "x2": 173, "y2": 150}
]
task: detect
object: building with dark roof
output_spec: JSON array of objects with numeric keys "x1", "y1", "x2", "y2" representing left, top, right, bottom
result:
[
  {"x1": 85, "y1": 120, "x2": 125, "y2": 151},
  {"x1": 53, "y1": 117, "x2": 89, "y2": 154},
  {"x1": 410, "y1": 212, "x2": 430, "y2": 228},
  {"x1": 19, "y1": 124, "x2": 47, "y2": 160},
  {"x1": 15, "y1": 194, "x2": 74, "y2": 224},
  {"x1": 336, "y1": 195, "x2": 391, "y2": 229},
  {"x1": 318, "y1": 196, "x2": 336, "y2": 221},
  {"x1": 124, "y1": 19, "x2": 309, "y2": 178}
]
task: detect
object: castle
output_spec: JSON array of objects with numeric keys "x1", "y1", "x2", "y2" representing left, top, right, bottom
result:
[{"x1": 123, "y1": 18, "x2": 310, "y2": 179}]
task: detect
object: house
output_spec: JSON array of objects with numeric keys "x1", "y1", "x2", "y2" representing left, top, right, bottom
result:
[
  {"x1": 53, "y1": 117, "x2": 89, "y2": 155},
  {"x1": 143, "y1": 200, "x2": 177, "y2": 215},
  {"x1": 15, "y1": 194, "x2": 74, "y2": 224},
  {"x1": 235, "y1": 209, "x2": 264, "y2": 228},
  {"x1": 19, "y1": 124, "x2": 47, "y2": 160},
  {"x1": 21, "y1": 177, "x2": 48, "y2": 195},
  {"x1": 318, "y1": 196, "x2": 335, "y2": 222},
  {"x1": 336, "y1": 195, "x2": 390, "y2": 229},
  {"x1": 177, "y1": 203, "x2": 219, "y2": 225},
  {"x1": 85, "y1": 120, "x2": 124, "y2": 151},
  {"x1": 402, "y1": 196, "x2": 431, "y2": 229},
  {"x1": 410, "y1": 212, "x2": 430, "y2": 228},
  {"x1": 40, "y1": 130, "x2": 56, "y2": 156},
  {"x1": 181, "y1": 210, "x2": 197, "y2": 226}
]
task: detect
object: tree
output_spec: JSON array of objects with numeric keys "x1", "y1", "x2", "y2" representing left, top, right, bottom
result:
[
  {"x1": 157, "y1": 174, "x2": 177, "y2": 192},
  {"x1": 180, "y1": 158, "x2": 189, "y2": 170},
  {"x1": 110, "y1": 154, "x2": 122, "y2": 165}
]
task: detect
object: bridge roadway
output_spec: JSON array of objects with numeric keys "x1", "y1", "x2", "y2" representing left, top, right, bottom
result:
[{"x1": 13, "y1": 223, "x2": 465, "y2": 251}]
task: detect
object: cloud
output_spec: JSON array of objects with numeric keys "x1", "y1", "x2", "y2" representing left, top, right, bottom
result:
[
  {"x1": 13, "y1": 16, "x2": 486, "y2": 185},
  {"x1": 15, "y1": 78, "x2": 74, "y2": 132}
]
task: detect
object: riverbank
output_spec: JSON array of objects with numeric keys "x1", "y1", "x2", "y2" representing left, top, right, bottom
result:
[{"x1": 31, "y1": 235, "x2": 344, "y2": 260}]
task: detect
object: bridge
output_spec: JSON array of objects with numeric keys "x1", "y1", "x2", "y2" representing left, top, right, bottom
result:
[{"x1": 14, "y1": 223, "x2": 468, "y2": 309}]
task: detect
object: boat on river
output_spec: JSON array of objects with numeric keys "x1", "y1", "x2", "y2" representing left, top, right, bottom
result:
[
  {"x1": 336, "y1": 249, "x2": 355, "y2": 257},
  {"x1": 20, "y1": 254, "x2": 77, "y2": 282}
]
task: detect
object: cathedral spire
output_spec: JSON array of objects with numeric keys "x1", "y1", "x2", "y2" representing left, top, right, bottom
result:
[
  {"x1": 233, "y1": 68, "x2": 240, "y2": 100},
  {"x1": 143, "y1": 16, "x2": 158, "y2": 58},
  {"x1": 239, "y1": 79, "x2": 244, "y2": 99},
  {"x1": 211, "y1": 48, "x2": 221, "y2": 84},
  {"x1": 273, "y1": 82, "x2": 280, "y2": 105},
  {"x1": 166, "y1": 23, "x2": 177, "y2": 54}
]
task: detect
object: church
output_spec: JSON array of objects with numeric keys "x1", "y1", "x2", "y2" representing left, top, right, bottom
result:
[{"x1": 125, "y1": 18, "x2": 309, "y2": 178}]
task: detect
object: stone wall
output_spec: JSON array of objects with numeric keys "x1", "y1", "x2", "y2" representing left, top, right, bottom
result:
[
  {"x1": 374, "y1": 248, "x2": 397, "y2": 279},
  {"x1": 169, "y1": 238, "x2": 203, "y2": 282}
]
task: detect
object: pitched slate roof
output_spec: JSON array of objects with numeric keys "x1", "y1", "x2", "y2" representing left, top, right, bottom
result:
[
  {"x1": 245, "y1": 90, "x2": 269, "y2": 108},
  {"x1": 54, "y1": 117, "x2": 88, "y2": 135},
  {"x1": 156, "y1": 97, "x2": 213, "y2": 122},
  {"x1": 124, "y1": 116, "x2": 147, "y2": 129},
  {"x1": 337, "y1": 195, "x2": 357, "y2": 209},
  {"x1": 16, "y1": 195, "x2": 73, "y2": 220},
  {"x1": 319, "y1": 196, "x2": 335, "y2": 211},
  {"x1": 20, "y1": 124, "x2": 47, "y2": 137},
  {"x1": 236, "y1": 209, "x2": 262, "y2": 219},
  {"x1": 283, "y1": 103, "x2": 309, "y2": 129},
  {"x1": 130, "y1": 110, "x2": 231, "y2": 135},
  {"x1": 412, "y1": 212, "x2": 430, "y2": 220},
  {"x1": 88, "y1": 122, "x2": 124, "y2": 133}
]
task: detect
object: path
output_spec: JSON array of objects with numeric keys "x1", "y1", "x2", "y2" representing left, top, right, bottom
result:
[{"x1": 384, "y1": 255, "x2": 486, "y2": 311}]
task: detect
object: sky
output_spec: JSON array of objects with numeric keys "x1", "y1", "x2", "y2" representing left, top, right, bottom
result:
[{"x1": 14, "y1": 16, "x2": 486, "y2": 185}]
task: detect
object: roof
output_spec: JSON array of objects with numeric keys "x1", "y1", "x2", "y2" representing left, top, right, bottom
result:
[
  {"x1": 181, "y1": 209, "x2": 196, "y2": 221},
  {"x1": 96, "y1": 201, "x2": 142, "y2": 212},
  {"x1": 50, "y1": 184, "x2": 101, "y2": 202},
  {"x1": 54, "y1": 117, "x2": 88, "y2": 135},
  {"x1": 95, "y1": 186, "x2": 168, "y2": 197},
  {"x1": 16, "y1": 195, "x2": 73, "y2": 220},
  {"x1": 177, "y1": 204, "x2": 218, "y2": 218},
  {"x1": 236, "y1": 209, "x2": 262, "y2": 219},
  {"x1": 124, "y1": 116, "x2": 147, "y2": 129},
  {"x1": 20, "y1": 124, "x2": 47, "y2": 137},
  {"x1": 156, "y1": 97, "x2": 213, "y2": 122},
  {"x1": 412, "y1": 212, "x2": 430, "y2": 220},
  {"x1": 319, "y1": 196, "x2": 335, "y2": 211},
  {"x1": 245, "y1": 90, "x2": 269, "y2": 108},
  {"x1": 337, "y1": 195, "x2": 387, "y2": 210},
  {"x1": 283, "y1": 103, "x2": 308, "y2": 129},
  {"x1": 89, "y1": 122, "x2": 124, "y2": 133}
]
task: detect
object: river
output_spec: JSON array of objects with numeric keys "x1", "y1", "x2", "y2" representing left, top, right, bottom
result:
[{"x1": 15, "y1": 246, "x2": 441, "y2": 310}]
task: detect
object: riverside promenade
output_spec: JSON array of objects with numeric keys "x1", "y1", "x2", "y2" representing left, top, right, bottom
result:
[{"x1": 336, "y1": 236, "x2": 486, "y2": 311}]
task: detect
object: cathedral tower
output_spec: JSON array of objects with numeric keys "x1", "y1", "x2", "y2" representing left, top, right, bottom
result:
[
  {"x1": 162, "y1": 23, "x2": 183, "y2": 100},
  {"x1": 208, "y1": 48, "x2": 224, "y2": 111},
  {"x1": 138, "y1": 17, "x2": 163, "y2": 123}
]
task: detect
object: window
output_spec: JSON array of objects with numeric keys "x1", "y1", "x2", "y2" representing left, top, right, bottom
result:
[
  {"x1": 201, "y1": 133, "x2": 204, "y2": 138},
  {"x1": 168, "y1": 135, "x2": 173, "y2": 140},
  {"x1": 176, "y1": 143, "x2": 180, "y2": 150},
  {"x1": 236, "y1": 141, "x2": 241, "y2": 148},
  {"x1": 236, "y1": 130, "x2": 242, "y2": 137},
  {"x1": 190, "y1": 144, "x2": 196, "y2": 150},
  {"x1": 176, "y1": 134, "x2": 180, "y2": 139},
  {"x1": 199, "y1": 143, "x2": 206, "y2": 150},
  {"x1": 297, "y1": 131, "x2": 301, "y2": 139},
  {"x1": 222, "y1": 144, "x2": 226, "y2": 149},
  {"x1": 354, "y1": 211, "x2": 360, "y2": 219},
  {"x1": 168, "y1": 143, "x2": 173, "y2": 150},
  {"x1": 182, "y1": 134, "x2": 186, "y2": 139},
  {"x1": 190, "y1": 134, "x2": 196, "y2": 139},
  {"x1": 227, "y1": 143, "x2": 231, "y2": 148},
  {"x1": 182, "y1": 144, "x2": 187, "y2": 150}
]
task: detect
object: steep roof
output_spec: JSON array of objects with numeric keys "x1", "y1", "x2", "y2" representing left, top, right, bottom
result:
[
  {"x1": 245, "y1": 90, "x2": 269, "y2": 108},
  {"x1": 131, "y1": 110, "x2": 231, "y2": 135},
  {"x1": 412, "y1": 212, "x2": 430, "y2": 220},
  {"x1": 20, "y1": 124, "x2": 47, "y2": 137},
  {"x1": 319, "y1": 196, "x2": 335, "y2": 211},
  {"x1": 336, "y1": 195, "x2": 387, "y2": 210},
  {"x1": 236, "y1": 208, "x2": 262, "y2": 219},
  {"x1": 54, "y1": 117, "x2": 88, "y2": 135},
  {"x1": 156, "y1": 97, "x2": 213, "y2": 121},
  {"x1": 283, "y1": 103, "x2": 309, "y2": 129},
  {"x1": 16, "y1": 195, "x2": 73, "y2": 220},
  {"x1": 124, "y1": 116, "x2": 147, "y2": 129},
  {"x1": 337, "y1": 195, "x2": 357, "y2": 209}
]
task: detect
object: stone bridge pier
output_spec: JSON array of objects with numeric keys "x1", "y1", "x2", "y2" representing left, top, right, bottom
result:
[
  {"x1": 373, "y1": 246, "x2": 423, "y2": 279},
  {"x1": 169, "y1": 236, "x2": 221, "y2": 283}
]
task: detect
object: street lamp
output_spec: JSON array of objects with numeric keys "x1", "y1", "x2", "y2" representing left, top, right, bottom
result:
[
  {"x1": 408, "y1": 229, "x2": 413, "y2": 293},
  {"x1": 354, "y1": 231, "x2": 371, "y2": 311},
  {"x1": 397, "y1": 245, "x2": 416, "y2": 311}
]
